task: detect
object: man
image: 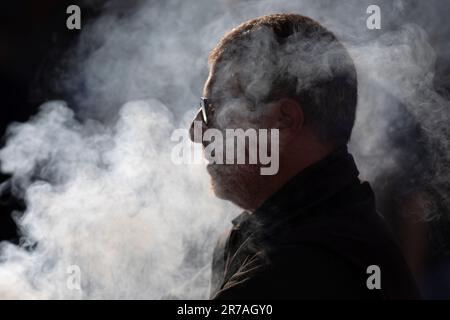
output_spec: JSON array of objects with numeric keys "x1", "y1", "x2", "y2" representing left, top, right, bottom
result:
[{"x1": 189, "y1": 13, "x2": 420, "y2": 299}]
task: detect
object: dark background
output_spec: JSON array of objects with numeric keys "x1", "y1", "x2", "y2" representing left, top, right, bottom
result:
[{"x1": 0, "y1": 0, "x2": 103, "y2": 242}]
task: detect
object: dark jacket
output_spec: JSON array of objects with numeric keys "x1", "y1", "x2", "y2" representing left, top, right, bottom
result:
[{"x1": 210, "y1": 146, "x2": 421, "y2": 299}]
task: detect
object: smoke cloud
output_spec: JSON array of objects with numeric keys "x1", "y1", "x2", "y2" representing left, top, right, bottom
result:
[{"x1": 0, "y1": 0, "x2": 449, "y2": 298}]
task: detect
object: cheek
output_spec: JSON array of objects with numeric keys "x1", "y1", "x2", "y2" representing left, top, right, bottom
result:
[
  {"x1": 215, "y1": 104, "x2": 258, "y2": 129},
  {"x1": 215, "y1": 110, "x2": 239, "y2": 129}
]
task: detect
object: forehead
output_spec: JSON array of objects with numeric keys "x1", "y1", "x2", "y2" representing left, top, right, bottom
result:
[{"x1": 202, "y1": 62, "x2": 243, "y2": 101}]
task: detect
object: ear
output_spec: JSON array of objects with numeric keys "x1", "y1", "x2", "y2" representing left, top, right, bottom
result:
[
  {"x1": 277, "y1": 98, "x2": 304, "y2": 132},
  {"x1": 261, "y1": 98, "x2": 304, "y2": 149}
]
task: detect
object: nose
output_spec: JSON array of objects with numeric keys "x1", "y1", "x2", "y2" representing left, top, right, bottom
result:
[{"x1": 189, "y1": 108, "x2": 207, "y2": 143}]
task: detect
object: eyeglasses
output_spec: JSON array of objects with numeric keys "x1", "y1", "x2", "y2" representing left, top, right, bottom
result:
[
  {"x1": 198, "y1": 97, "x2": 215, "y2": 125},
  {"x1": 196, "y1": 96, "x2": 257, "y2": 125}
]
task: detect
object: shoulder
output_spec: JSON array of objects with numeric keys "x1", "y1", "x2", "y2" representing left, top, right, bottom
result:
[{"x1": 213, "y1": 243, "x2": 373, "y2": 299}]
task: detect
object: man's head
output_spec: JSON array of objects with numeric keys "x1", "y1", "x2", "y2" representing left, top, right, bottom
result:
[{"x1": 190, "y1": 13, "x2": 358, "y2": 210}]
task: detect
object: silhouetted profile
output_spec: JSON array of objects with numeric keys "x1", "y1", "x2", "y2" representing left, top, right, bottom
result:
[{"x1": 189, "y1": 13, "x2": 420, "y2": 299}]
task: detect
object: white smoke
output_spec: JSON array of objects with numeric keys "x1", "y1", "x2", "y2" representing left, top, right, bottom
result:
[
  {"x1": 0, "y1": 0, "x2": 449, "y2": 299},
  {"x1": 0, "y1": 100, "x2": 232, "y2": 299}
]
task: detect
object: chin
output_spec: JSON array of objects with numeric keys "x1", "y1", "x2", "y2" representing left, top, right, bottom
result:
[
  {"x1": 207, "y1": 163, "x2": 258, "y2": 210},
  {"x1": 210, "y1": 182, "x2": 229, "y2": 201},
  {"x1": 208, "y1": 165, "x2": 232, "y2": 200},
  {"x1": 211, "y1": 182, "x2": 248, "y2": 209}
]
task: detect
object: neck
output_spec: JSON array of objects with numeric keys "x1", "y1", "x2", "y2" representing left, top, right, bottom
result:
[{"x1": 247, "y1": 143, "x2": 337, "y2": 212}]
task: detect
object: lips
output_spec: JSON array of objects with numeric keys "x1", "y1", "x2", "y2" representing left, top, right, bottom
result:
[
  {"x1": 205, "y1": 157, "x2": 215, "y2": 166},
  {"x1": 203, "y1": 148, "x2": 222, "y2": 165}
]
